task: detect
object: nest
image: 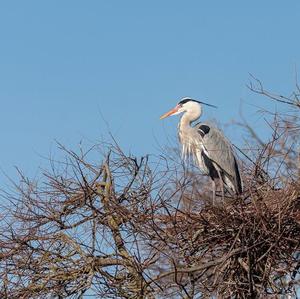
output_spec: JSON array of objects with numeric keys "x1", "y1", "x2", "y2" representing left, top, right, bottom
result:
[{"x1": 145, "y1": 181, "x2": 300, "y2": 298}]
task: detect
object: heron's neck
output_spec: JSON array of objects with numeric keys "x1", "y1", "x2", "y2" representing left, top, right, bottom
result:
[{"x1": 179, "y1": 111, "x2": 201, "y2": 130}]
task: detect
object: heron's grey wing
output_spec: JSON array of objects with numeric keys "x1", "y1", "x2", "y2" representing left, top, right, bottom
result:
[{"x1": 196, "y1": 123, "x2": 242, "y2": 192}]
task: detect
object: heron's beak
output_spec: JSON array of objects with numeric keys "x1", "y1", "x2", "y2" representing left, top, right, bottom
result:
[{"x1": 160, "y1": 106, "x2": 179, "y2": 120}]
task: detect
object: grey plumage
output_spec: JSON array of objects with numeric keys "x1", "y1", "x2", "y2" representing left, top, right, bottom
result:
[{"x1": 194, "y1": 122, "x2": 242, "y2": 194}]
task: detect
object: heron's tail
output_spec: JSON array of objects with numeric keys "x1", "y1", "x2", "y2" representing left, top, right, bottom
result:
[
  {"x1": 233, "y1": 157, "x2": 243, "y2": 194},
  {"x1": 222, "y1": 157, "x2": 243, "y2": 195}
]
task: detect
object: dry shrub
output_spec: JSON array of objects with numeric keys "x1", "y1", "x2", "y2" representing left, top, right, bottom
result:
[{"x1": 0, "y1": 80, "x2": 299, "y2": 298}]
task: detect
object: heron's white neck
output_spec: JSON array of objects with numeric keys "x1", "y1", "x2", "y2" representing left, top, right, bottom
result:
[
  {"x1": 179, "y1": 109, "x2": 202, "y2": 130},
  {"x1": 178, "y1": 108, "x2": 202, "y2": 161}
]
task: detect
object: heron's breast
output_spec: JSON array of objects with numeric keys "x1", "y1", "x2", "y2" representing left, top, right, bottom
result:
[{"x1": 179, "y1": 131, "x2": 209, "y2": 173}]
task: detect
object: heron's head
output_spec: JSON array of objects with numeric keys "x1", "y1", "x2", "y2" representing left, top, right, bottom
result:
[{"x1": 160, "y1": 97, "x2": 217, "y2": 120}]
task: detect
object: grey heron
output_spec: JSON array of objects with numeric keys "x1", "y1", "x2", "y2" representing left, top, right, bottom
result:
[{"x1": 160, "y1": 97, "x2": 242, "y2": 198}]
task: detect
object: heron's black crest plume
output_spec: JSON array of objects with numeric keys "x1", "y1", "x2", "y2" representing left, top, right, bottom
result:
[{"x1": 178, "y1": 97, "x2": 217, "y2": 108}]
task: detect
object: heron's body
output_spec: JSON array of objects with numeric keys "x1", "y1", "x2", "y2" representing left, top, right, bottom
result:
[
  {"x1": 179, "y1": 119, "x2": 242, "y2": 194},
  {"x1": 161, "y1": 97, "x2": 242, "y2": 196}
]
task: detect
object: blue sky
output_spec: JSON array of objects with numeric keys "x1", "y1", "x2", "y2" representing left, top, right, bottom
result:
[{"x1": 0, "y1": 1, "x2": 300, "y2": 181}]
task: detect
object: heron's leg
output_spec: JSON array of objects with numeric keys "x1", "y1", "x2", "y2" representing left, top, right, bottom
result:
[
  {"x1": 220, "y1": 179, "x2": 225, "y2": 201},
  {"x1": 216, "y1": 169, "x2": 225, "y2": 201},
  {"x1": 212, "y1": 179, "x2": 216, "y2": 205}
]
